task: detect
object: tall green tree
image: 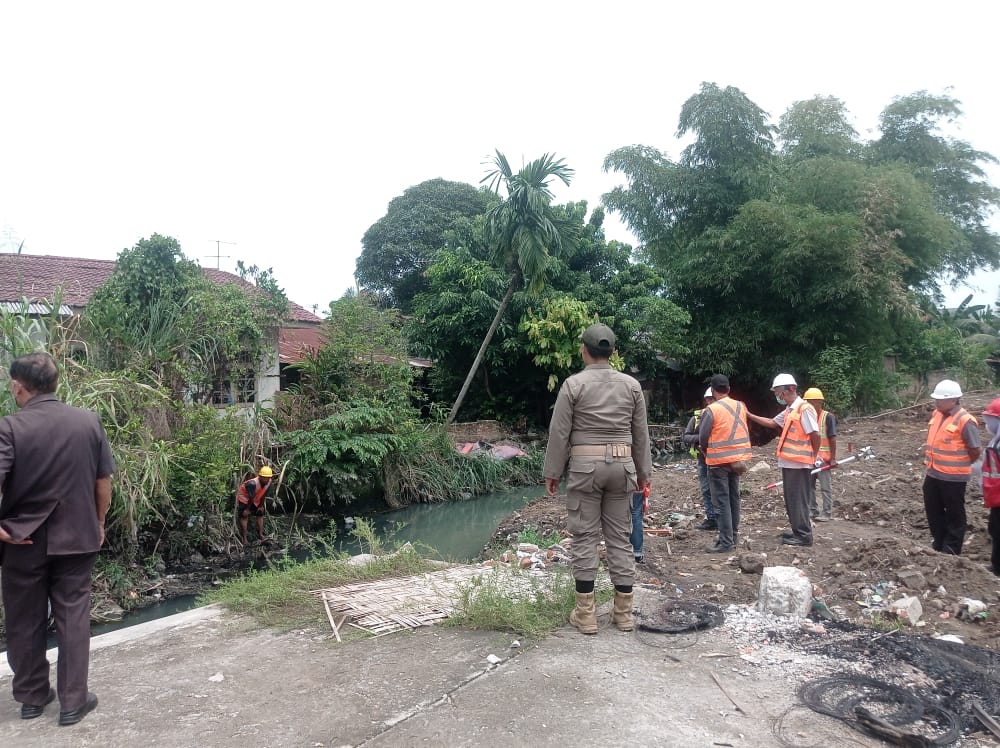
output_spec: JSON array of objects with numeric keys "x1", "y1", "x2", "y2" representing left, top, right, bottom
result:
[
  {"x1": 603, "y1": 84, "x2": 1000, "y2": 391},
  {"x1": 446, "y1": 151, "x2": 574, "y2": 425},
  {"x1": 870, "y1": 92, "x2": 1000, "y2": 285},
  {"x1": 407, "y1": 199, "x2": 683, "y2": 426},
  {"x1": 778, "y1": 95, "x2": 860, "y2": 162},
  {"x1": 356, "y1": 178, "x2": 492, "y2": 312}
]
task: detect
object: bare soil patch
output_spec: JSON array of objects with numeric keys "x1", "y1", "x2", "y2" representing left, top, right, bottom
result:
[{"x1": 490, "y1": 393, "x2": 1000, "y2": 650}]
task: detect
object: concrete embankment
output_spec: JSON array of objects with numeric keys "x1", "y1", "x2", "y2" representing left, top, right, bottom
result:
[{"x1": 0, "y1": 592, "x2": 876, "y2": 747}]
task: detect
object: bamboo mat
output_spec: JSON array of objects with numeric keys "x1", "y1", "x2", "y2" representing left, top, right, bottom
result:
[{"x1": 312, "y1": 564, "x2": 544, "y2": 638}]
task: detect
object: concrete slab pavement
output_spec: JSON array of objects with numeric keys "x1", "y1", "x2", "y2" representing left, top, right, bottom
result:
[{"x1": 0, "y1": 592, "x2": 879, "y2": 747}]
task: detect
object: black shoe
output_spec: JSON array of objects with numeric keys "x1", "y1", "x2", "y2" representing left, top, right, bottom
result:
[
  {"x1": 706, "y1": 542, "x2": 735, "y2": 553},
  {"x1": 20, "y1": 688, "x2": 55, "y2": 720},
  {"x1": 779, "y1": 530, "x2": 795, "y2": 539},
  {"x1": 59, "y1": 692, "x2": 98, "y2": 726},
  {"x1": 696, "y1": 520, "x2": 718, "y2": 531},
  {"x1": 634, "y1": 555, "x2": 645, "y2": 565},
  {"x1": 782, "y1": 536, "x2": 813, "y2": 547}
]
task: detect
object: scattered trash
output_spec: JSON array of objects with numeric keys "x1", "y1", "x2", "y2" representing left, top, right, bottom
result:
[
  {"x1": 455, "y1": 441, "x2": 526, "y2": 460},
  {"x1": 957, "y1": 598, "x2": 988, "y2": 622},
  {"x1": 208, "y1": 672, "x2": 225, "y2": 682},
  {"x1": 888, "y1": 596, "x2": 923, "y2": 626}
]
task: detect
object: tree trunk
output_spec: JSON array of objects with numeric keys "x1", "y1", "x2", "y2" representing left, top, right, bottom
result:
[{"x1": 446, "y1": 276, "x2": 517, "y2": 425}]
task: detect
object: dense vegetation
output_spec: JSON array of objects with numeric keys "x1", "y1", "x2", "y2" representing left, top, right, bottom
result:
[
  {"x1": 0, "y1": 236, "x2": 545, "y2": 605},
  {"x1": 361, "y1": 87, "x2": 1000, "y2": 418},
  {"x1": 1, "y1": 84, "x2": 998, "y2": 621}
]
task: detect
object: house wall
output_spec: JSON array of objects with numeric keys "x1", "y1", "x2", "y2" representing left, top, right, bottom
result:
[{"x1": 256, "y1": 327, "x2": 280, "y2": 408}]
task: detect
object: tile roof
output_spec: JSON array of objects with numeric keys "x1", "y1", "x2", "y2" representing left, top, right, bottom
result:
[
  {"x1": 279, "y1": 326, "x2": 325, "y2": 363},
  {"x1": 0, "y1": 253, "x2": 321, "y2": 323}
]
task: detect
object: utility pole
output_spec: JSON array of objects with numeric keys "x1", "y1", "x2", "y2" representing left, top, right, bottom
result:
[{"x1": 206, "y1": 239, "x2": 236, "y2": 269}]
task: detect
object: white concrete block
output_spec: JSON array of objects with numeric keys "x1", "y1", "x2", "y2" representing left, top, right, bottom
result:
[{"x1": 755, "y1": 566, "x2": 813, "y2": 618}]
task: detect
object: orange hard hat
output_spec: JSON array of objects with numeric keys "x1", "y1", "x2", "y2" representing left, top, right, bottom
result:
[{"x1": 983, "y1": 398, "x2": 1000, "y2": 418}]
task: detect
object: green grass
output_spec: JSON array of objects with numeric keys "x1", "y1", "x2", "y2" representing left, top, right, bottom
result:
[
  {"x1": 445, "y1": 567, "x2": 613, "y2": 639},
  {"x1": 200, "y1": 548, "x2": 436, "y2": 628},
  {"x1": 200, "y1": 518, "x2": 435, "y2": 628},
  {"x1": 513, "y1": 527, "x2": 563, "y2": 548},
  {"x1": 202, "y1": 517, "x2": 614, "y2": 640},
  {"x1": 867, "y1": 612, "x2": 906, "y2": 633}
]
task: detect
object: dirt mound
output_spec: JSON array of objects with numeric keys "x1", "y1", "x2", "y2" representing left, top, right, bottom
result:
[{"x1": 489, "y1": 393, "x2": 1000, "y2": 650}]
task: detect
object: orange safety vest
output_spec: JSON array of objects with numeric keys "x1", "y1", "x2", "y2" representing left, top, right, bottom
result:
[
  {"x1": 776, "y1": 401, "x2": 817, "y2": 466},
  {"x1": 816, "y1": 409, "x2": 833, "y2": 459},
  {"x1": 924, "y1": 407, "x2": 977, "y2": 477},
  {"x1": 704, "y1": 398, "x2": 752, "y2": 466},
  {"x1": 237, "y1": 479, "x2": 269, "y2": 508}
]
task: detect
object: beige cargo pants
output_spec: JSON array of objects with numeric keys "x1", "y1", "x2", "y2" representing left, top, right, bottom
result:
[{"x1": 565, "y1": 455, "x2": 637, "y2": 586}]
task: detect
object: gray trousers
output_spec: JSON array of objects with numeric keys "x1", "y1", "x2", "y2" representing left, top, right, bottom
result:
[
  {"x1": 565, "y1": 456, "x2": 636, "y2": 586},
  {"x1": 808, "y1": 469, "x2": 833, "y2": 517},
  {"x1": 1, "y1": 524, "x2": 97, "y2": 712},
  {"x1": 707, "y1": 465, "x2": 740, "y2": 547},
  {"x1": 782, "y1": 467, "x2": 813, "y2": 541}
]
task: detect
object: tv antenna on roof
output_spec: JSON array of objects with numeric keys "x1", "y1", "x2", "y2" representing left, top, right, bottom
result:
[{"x1": 206, "y1": 239, "x2": 236, "y2": 269}]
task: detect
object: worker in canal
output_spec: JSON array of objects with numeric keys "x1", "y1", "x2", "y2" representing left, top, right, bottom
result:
[{"x1": 237, "y1": 465, "x2": 275, "y2": 545}]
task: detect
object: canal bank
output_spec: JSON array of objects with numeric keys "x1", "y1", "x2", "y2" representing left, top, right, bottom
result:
[
  {"x1": 0, "y1": 590, "x2": 877, "y2": 747},
  {"x1": 0, "y1": 485, "x2": 549, "y2": 652}
]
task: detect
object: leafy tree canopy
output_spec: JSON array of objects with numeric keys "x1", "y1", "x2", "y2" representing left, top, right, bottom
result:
[
  {"x1": 603, "y1": 84, "x2": 1000, "y2": 387},
  {"x1": 778, "y1": 95, "x2": 860, "y2": 162},
  {"x1": 355, "y1": 178, "x2": 492, "y2": 312},
  {"x1": 87, "y1": 234, "x2": 289, "y2": 401},
  {"x1": 408, "y1": 196, "x2": 686, "y2": 425}
]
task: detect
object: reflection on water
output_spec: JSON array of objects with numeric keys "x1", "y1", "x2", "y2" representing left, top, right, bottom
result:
[
  {"x1": 90, "y1": 594, "x2": 200, "y2": 638},
  {"x1": 331, "y1": 485, "x2": 546, "y2": 562}
]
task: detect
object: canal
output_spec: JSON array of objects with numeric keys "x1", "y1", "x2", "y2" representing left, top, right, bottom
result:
[{"x1": 81, "y1": 484, "x2": 546, "y2": 639}]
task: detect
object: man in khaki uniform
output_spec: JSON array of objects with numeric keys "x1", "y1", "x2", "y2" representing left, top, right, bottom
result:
[{"x1": 543, "y1": 323, "x2": 651, "y2": 634}]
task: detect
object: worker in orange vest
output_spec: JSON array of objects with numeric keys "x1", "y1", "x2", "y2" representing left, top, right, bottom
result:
[
  {"x1": 747, "y1": 373, "x2": 820, "y2": 547},
  {"x1": 698, "y1": 374, "x2": 752, "y2": 552},
  {"x1": 923, "y1": 380, "x2": 980, "y2": 555},
  {"x1": 237, "y1": 466, "x2": 275, "y2": 545},
  {"x1": 803, "y1": 388, "x2": 838, "y2": 521}
]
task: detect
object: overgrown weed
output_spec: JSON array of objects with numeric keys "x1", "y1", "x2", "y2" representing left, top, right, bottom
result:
[
  {"x1": 200, "y1": 518, "x2": 434, "y2": 628},
  {"x1": 446, "y1": 566, "x2": 611, "y2": 639},
  {"x1": 513, "y1": 527, "x2": 563, "y2": 548}
]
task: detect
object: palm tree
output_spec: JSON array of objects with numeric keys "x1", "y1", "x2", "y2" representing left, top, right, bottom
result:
[{"x1": 446, "y1": 151, "x2": 574, "y2": 425}]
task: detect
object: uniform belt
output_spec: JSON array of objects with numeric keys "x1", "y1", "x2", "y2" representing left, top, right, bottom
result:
[{"x1": 570, "y1": 444, "x2": 632, "y2": 457}]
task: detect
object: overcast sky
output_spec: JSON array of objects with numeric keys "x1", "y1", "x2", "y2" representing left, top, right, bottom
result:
[{"x1": 2, "y1": 1, "x2": 998, "y2": 315}]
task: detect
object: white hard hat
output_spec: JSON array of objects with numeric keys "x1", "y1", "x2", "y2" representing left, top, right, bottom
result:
[
  {"x1": 930, "y1": 379, "x2": 963, "y2": 399},
  {"x1": 704, "y1": 387, "x2": 713, "y2": 399},
  {"x1": 771, "y1": 373, "x2": 797, "y2": 388}
]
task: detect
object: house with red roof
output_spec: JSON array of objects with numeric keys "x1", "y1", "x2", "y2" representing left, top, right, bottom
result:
[{"x1": 0, "y1": 253, "x2": 324, "y2": 406}]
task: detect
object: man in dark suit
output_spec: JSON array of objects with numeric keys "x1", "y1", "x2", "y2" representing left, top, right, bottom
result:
[{"x1": 0, "y1": 352, "x2": 114, "y2": 725}]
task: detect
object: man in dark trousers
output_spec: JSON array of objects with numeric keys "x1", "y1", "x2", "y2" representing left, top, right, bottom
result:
[
  {"x1": 922, "y1": 379, "x2": 980, "y2": 554},
  {"x1": 0, "y1": 352, "x2": 114, "y2": 725},
  {"x1": 698, "y1": 374, "x2": 753, "y2": 553}
]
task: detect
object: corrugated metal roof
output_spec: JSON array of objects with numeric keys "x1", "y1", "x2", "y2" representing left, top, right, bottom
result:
[{"x1": 0, "y1": 301, "x2": 74, "y2": 316}]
